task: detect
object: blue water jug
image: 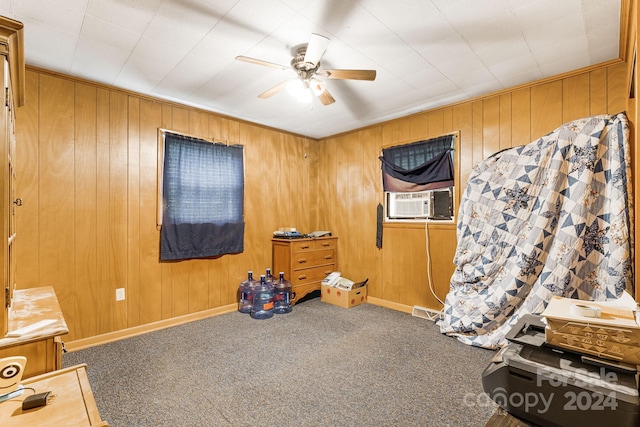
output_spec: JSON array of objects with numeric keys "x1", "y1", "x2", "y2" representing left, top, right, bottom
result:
[
  {"x1": 273, "y1": 272, "x2": 293, "y2": 314},
  {"x1": 250, "y1": 275, "x2": 274, "y2": 319},
  {"x1": 237, "y1": 271, "x2": 256, "y2": 314}
]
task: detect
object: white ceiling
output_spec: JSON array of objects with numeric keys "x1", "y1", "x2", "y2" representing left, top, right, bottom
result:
[{"x1": 0, "y1": 0, "x2": 623, "y2": 139}]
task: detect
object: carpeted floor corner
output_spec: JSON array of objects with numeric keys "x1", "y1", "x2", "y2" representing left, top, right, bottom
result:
[{"x1": 64, "y1": 298, "x2": 498, "y2": 426}]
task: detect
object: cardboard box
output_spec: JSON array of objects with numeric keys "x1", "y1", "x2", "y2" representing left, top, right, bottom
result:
[
  {"x1": 321, "y1": 284, "x2": 367, "y2": 308},
  {"x1": 542, "y1": 295, "x2": 640, "y2": 365}
]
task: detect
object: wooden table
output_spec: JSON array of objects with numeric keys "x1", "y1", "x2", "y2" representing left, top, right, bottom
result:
[
  {"x1": 485, "y1": 407, "x2": 537, "y2": 426},
  {"x1": 0, "y1": 364, "x2": 107, "y2": 426}
]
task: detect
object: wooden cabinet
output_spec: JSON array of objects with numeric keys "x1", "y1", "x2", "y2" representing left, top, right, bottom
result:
[
  {"x1": 0, "y1": 286, "x2": 68, "y2": 378},
  {"x1": 272, "y1": 237, "x2": 337, "y2": 303},
  {"x1": 0, "y1": 16, "x2": 24, "y2": 340},
  {"x1": 0, "y1": 17, "x2": 66, "y2": 380},
  {"x1": 0, "y1": 364, "x2": 108, "y2": 426}
]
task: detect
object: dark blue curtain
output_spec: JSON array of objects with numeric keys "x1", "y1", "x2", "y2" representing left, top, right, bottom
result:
[
  {"x1": 160, "y1": 132, "x2": 244, "y2": 261},
  {"x1": 380, "y1": 134, "x2": 454, "y2": 192}
]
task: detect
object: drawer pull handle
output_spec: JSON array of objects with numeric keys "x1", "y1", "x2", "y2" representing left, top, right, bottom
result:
[
  {"x1": 300, "y1": 244, "x2": 310, "y2": 249},
  {"x1": 324, "y1": 255, "x2": 333, "y2": 260},
  {"x1": 298, "y1": 275, "x2": 307, "y2": 280},
  {"x1": 321, "y1": 242, "x2": 330, "y2": 246},
  {"x1": 298, "y1": 259, "x2": 307, "y2": 264}
]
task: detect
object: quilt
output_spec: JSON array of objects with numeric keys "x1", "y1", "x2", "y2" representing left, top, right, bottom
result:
[{"x1": 439, "y1": 113, "x2": 633, "y2": 349}]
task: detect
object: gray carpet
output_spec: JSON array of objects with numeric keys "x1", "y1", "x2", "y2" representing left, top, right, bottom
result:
[{"x1": 63, "y1": 298, "x2": 498, "y2": 426}]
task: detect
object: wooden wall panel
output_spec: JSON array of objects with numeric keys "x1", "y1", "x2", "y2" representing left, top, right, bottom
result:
[
  {"x1": 511, "y1": 88, "x2": 531, "y2": 147},
  {"x1": 38, "y1": 75, "x2": 76, "y2": 334},
  {"x1": 530, "y1": 80, "x2": 563, "y2": 139},
  {"x1": 483, "y1": 96, "x2": 500, "y2": 159},
  {"x1": 472, "y1": 101, "x2": 484, "y2": 167},
  {"x1": 362, "y1": 126, "x2": 383, "y2": 298},
  {"x1": 499, "y1": 94, "x2": 512, "y2": 151},
  {"x1": 95, "y1": 88, "x2": 110, "y2": 335},
  {"x1": 452, "y1": 103, "x2": 473, "y2": 200},
  {"x1": 563, "y1": 73, "x2": 590, "y2": 122},
  {"x1": 589, "y1": 68, "x2": 607, "y2": 114},
  {"x1": 138, "y1": 100, "x2": 163, "y2": 325},
  {"x1": 109, "y1": 91, "x2": 128, "y2": 332},
  {"x1": 410, "y1": 114, "x2": 429, "y2": 140},
  {"x1": 127, "y1": 97, "x2": 140, "y2": 328},
  {"x1": 74, "y1": 83, "x2": 98, "y2": 339}
]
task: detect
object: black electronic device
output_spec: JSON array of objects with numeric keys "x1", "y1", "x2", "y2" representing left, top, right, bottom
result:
[
  {"x1": 273, "y1": 230, "x2": 303, "y2": 239},
  {"x1": 22, "y1": 391, "x2": 52, "y2": 410},
  {"x1": 482, "y1": 315, "x2": 639, "y2": 427}
]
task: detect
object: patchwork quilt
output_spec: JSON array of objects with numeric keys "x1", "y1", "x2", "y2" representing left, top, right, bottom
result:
[{"x1": 439, "y1": 113, "x2": 633, "y2": 349}]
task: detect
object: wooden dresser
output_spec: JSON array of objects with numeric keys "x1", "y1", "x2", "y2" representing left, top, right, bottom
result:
[
  {"x1": 0, "y1": 364, "x2": 108, "y2": 426},
  {"x1": 0, "y1": 286, "x2": 68, "y2": 379},
  {"x1": 272, "y1": 236, "x2": 337, "y2": 303}
]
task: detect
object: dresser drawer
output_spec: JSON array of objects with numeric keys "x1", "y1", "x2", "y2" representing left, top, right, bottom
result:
[
  {"x1": 292, "y1": 249, "x2": 335, "y2": 269},
  {"x1": 292, "y1": 238, "x2": 336, "y2": 252},
  {"x1": 290, "y1": 265, "x2": 336, "y2": 285}
]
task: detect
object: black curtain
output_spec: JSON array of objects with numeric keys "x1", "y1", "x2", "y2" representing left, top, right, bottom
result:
[
  {"x1": 160, "y1": 132, "x2": 244, "y2": 261},
  {"x1": 379, "y1": 134, "x2": 454, "y2": 192}
]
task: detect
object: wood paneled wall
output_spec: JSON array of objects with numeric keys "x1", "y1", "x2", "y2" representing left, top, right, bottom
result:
[
  {"x1": 12, "y1": 58, "x2": 633, "y2": 344},
  {"x1": 15, "y1": 69, "x2": 316, "y2": 342},
  {"x1": 316, "y1": 61, "x2": 630, "y2": 312}
]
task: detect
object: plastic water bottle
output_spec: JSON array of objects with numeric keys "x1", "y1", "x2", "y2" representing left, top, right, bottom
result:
[
  {"x1": 273, "y1": 272, "x2": 293, "y2": 314},
  {"x1": 238, "y1": 271, "x2": 256, "y2": 314},
  {"x1": 250, "y1": 275, "x2": 274, "y2": 319},
  {"x1": 265, "y1": 268, "x2": 275, "y2": 284}
]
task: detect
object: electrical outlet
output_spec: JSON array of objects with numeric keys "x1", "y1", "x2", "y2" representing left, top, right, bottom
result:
[{"x1": 116, "y1": 288, "x2": 125, "y2": 301}]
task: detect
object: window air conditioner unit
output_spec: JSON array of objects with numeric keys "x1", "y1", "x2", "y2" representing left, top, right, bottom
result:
[
  {"x1": 386, "y1": 191, "x2": 432, "y2": 219},
  {"x1": 385, "y1": 188, "x2": 454, "y2": 221}
]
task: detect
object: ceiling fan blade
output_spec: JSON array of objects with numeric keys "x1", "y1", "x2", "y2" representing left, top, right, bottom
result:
[
  {"x1": 236, "y1": 55, "x2": 290, "y2": 71},
  {"x1": 258, "y1": 80, "x2": 290, "y2": 99},
  {"x1": 303, "y1": 33, "x2": 330, "y2": 66},
  {"x1": 319, "y1": 69, "x2": 377, "y2": 81},
  {"x1": 317, "y1": 88, "x2": 335, "y2": 106}
]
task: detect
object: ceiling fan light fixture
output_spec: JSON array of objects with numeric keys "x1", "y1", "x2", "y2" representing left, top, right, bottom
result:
[
  {"x1": 298, "y1": 88, "x2": 312, "y2": 104},
  {"x1": 310, "y1": 78, "x2": 326, "y2": 96},
  {"x1": 286, "y1": 79, "x2": 312, "y2": 103},
  {"x1": 286, "y1": 78, "x2": 303, "y2": 94},
  {"x1": 236, "y1": 33, "x2": 376, "y2": 107}
]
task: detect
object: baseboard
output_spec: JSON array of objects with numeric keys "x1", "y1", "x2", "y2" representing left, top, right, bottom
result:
[
  {"x1": 365, "y1": 296, "x2": 413, "y2": 314},
  {"x1": 366, "y1": 297, "x2": 444, "y2": 320},
  {"x1": 65, "y1": 304, "x2": 237, "y2": 352}
]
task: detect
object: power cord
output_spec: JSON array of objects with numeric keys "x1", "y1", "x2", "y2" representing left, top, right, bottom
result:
[{"x1": 424, "y1": 220, "x2": 445, "y2": 320}]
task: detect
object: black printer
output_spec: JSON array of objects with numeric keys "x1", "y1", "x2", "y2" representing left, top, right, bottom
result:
[{"x1": 482, "y1": 315, "x2": 639, "y2": 427}]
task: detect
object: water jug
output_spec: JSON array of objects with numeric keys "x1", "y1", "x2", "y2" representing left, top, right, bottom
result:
[
  {"x1": 237, "y1": 271, "x2": 256, "y2": 314},
  {"x1": 250, "y1": 275, "x2": 275, "y2": 319},
  {"x1": 273, "y1": 272, "x2": 293, "y2": 314}
]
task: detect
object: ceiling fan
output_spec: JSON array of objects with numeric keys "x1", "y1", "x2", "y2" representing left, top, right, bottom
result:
[{"x1": 236, "y1": 33, "x2": 376, "y2": 105}]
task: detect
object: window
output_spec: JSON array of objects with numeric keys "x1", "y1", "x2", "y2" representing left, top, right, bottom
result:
[
  {"x1": 379, "y1": 133, "x2": 455, "y2": 193},
  {"x1": 158, "y1": 130, "x2": 244, "y2": 261},
  {"x1": 380, "y1": 133, "x2": 457, "y2": 222}
]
